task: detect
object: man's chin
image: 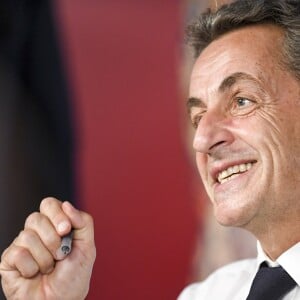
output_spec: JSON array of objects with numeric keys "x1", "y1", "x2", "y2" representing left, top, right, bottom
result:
[{"x1": 213, "y1": 205, "x2": 253, "y2": 228}]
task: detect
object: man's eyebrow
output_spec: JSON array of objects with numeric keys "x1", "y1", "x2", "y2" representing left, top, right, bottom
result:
[
  {"x1": 219, "y1": 72, "x2": 257, "y2": 92},
  {"x1": 187, "y1": 72, "x2": 259, "y2": 113},
  {"x1": 186, "y1": 97, "x2": 206, "y2": 113}
]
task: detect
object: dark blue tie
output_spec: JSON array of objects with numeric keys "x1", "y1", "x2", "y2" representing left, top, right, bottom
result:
[{"x1": 246, "y1": 262, "x2": 297, "y2": 300}]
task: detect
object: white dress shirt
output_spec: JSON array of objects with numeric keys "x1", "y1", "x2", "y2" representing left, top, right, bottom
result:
[{"x1": 178, "y1": 242, "x2": 300, "y2": 300}]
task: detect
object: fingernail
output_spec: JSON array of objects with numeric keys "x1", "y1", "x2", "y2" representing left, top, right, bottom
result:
[{"x1": 57, "y1": 221, "x2": 69, "y2": 234}]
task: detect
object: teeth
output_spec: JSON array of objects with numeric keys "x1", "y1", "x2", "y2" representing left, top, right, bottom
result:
[
  {"x1": 217, "y1": 163, "x2": 253, "y2": 184},
  {"x1": 240, "y1": 164, "x2": 246, "y2": 172}
]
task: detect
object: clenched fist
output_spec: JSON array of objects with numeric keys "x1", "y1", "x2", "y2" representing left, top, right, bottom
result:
[{"x1": 0, "y1": 197, "x2": 96, "y2": 300}]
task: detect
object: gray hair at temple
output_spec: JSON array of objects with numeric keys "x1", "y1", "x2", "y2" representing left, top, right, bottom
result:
[{"x1": 186, "y1": 0, "x2": 300, "y2": 80}]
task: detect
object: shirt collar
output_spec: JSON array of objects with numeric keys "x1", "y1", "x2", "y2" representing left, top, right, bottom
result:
[
  {"x1": 256, "y1": 241, "x2": 300, "y2": 286},
  {"x1": 278, "y1": 242, "x2": 300, "y2": 286}
]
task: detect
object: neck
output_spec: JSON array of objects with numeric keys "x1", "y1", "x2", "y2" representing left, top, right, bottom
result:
[{"x1": 253, "y1": 218, "x2": 300, "y2": 260}]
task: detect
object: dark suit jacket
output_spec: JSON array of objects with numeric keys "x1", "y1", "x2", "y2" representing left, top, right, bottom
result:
[{"x1": 0, "y1": 2, "x2": 74, "y2": 298}]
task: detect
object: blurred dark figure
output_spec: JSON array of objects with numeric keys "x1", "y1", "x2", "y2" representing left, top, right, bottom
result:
[{"x1": 0, "y1": 1, "x2": 74, "y2": 296}]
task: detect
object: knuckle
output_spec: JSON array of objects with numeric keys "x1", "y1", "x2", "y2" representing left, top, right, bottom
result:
[
  {"x1": 40, "y1": 197, "x2": 56, "y2": 210},
  {"x1": 24, "y1": 212, "x2": 42, "y2": 228},
  {"x1": 15, "y1": 245, "x2": 30, "y2": 260},
  {"x1": 7, "y1": 244, "x2": 31, "y2": 266},
  {"x1": 17, "y1": 229, "x2": 36, "y2": 245}
]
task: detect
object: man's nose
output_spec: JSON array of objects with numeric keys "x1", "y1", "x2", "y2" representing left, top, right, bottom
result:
[{"x1": 193, "y1": 109, "x2": 234, "y2": 154}]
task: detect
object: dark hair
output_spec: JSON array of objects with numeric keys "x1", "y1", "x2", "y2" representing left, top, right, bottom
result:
[{"x1": 186, "y1": 0, "x2": 300, "y2": 79}]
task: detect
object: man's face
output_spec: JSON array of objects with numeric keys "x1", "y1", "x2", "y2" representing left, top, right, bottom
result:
[{"x1": 189, "y1": 24, "x2": 300, "y2": 232}]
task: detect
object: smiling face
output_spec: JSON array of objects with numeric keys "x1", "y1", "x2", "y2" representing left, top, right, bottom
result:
[{"x1": 189, "y1": 24, "x2": 300, "y2": 233}]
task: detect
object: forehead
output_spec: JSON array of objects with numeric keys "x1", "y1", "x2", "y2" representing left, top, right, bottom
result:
[{"x1": 189, "y1": 24, "x2": 284, "y2": 98}]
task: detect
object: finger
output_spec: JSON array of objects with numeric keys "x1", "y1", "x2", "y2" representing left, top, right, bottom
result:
[
  {"x1": 13, "y1": 229, "x2": 55, "y2": 275},
  {"x1": 62, "y1": 202, "x2": 94, "y2": 245},
  {"x1": 0, "y1": 243, "x2": 39, "y2": 278},
  {"x1": 24, "y1": 212, "x2": 62, "y2": 258},
  {"x1": 39, "y1": 197, "x2": 72, "y2": 236},
  {"x1": 55, "y1": 201, "x2": 96, "y2": 284},
  {"x1": 61, "y1": 202, "x2": 96, "y2": 264}
]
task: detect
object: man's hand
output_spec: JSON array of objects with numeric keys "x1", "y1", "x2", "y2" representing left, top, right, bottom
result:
[{"x1": 0, "y1": 197, "x2": 96, "y2": 300}]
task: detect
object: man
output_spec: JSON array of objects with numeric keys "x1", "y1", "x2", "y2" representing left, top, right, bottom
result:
[
  {"x1": 0, "y1": 197, "x2": 96, "y2": 299},
  {"x1": 1, "y1": 0, "x2": 300, "y2": 299},
  {"x1": 179, "y1": 0, "x2": 300, "y2": 299}
]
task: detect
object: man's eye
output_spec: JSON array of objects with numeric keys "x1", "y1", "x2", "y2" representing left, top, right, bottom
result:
[
  {"x1": 230, "y1": 97, "x2": 257, "y2": 116},
  {"x1": 236, "y1": 97, "x2": 253, "y2": 107},
  {"x1": 191, "y1": 113, "x2": 204, "y2": 129}
]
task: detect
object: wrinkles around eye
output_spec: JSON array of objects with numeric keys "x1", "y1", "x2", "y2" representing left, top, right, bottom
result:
[{"x1": 230, "y1": 97, "x2": 258, "y2": 116}]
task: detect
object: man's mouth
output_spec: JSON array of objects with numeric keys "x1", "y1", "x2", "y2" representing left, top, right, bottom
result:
[{"x1": 217, "y1": 162, "x2": 254, "y2": 184}]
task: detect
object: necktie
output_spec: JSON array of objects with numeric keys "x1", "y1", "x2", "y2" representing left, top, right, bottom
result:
[{"x1": 246, "y1": 262, "x2": 297, "y2": 300}]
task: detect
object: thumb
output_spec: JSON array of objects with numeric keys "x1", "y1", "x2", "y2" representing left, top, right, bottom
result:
[{"x1": 61, "y1": 201, "x2": 95, "y2": 247}]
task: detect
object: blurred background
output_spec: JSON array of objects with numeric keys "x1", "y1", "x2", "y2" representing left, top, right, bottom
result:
[{"x1": 0, "y1": 0, "x2": 256, "y2": 299}]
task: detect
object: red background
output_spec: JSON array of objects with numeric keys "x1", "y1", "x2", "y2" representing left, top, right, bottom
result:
[{"x1": 56, "y1": 1, "x2": 198, "y2": 299}]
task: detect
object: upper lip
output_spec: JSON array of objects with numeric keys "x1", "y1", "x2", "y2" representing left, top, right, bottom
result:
[{"x1": 210, "y1": 159, "x2": 257, "y2": 183}]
